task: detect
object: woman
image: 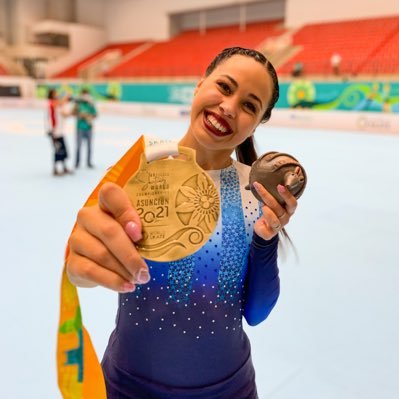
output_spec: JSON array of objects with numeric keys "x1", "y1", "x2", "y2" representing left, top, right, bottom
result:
[
  {"x1": 47, "y1": 89, "x2": 73, "y2": 176},
  {"x1": 66, "y1": 47, "x2": 298, "y2": 399}
]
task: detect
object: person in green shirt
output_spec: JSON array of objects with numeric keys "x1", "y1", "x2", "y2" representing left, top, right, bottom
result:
[{"x1": 74, "y1": 88, "x2": 97, "y2": 168}]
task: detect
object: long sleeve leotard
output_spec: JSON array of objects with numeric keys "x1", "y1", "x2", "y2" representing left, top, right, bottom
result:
[{"x1": 102, "y1": 160, "x2": 280, "y2": 399}]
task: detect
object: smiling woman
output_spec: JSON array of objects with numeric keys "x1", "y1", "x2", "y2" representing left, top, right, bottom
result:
[
  {"x1": 65, "y1": 47, "x2": 298, "y2": 399},
  {"x1": 182, "y1": 48, "x2": 279, "y2": 172}
]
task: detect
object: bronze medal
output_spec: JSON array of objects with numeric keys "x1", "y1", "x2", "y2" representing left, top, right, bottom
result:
[
  {"x1": 246, "y1": 152, "x2": 307, "y2": 206},
  {"x1": 124, "y1": 146, "x2": 220, "y2": 262}
]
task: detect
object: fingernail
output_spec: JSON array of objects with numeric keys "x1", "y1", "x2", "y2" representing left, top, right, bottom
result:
[
  {"x1": 136, "y1": 268, "x2": 151, "y2": 284},
  {"x1": 121, "y1": 282, "x2": 136, "y2": 293},
  {"x1": 277, "y1": 184, "x2": 286, "y2": 194},
  {"x1": 125, "y1": 221, "x2": 142, "y2": 242},
  {"x1": 252, "y1": 181, "x2": 261, "y2": 191}
]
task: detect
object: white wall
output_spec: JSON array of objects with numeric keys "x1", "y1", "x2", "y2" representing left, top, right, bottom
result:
[
  {"x1": 2, "y1": 0, "x2": 106, "y2": 46},
  {"x1": 13, "y1": 0, "x2": 46, "y2": 45},
  {"x1": 0, "y1": 75, "x2": 36, "y2": 97},
  {"x1": 0, "y1": 0, "x2": 8, "y2": 44},
  {"x1": 104, "y1": 0, "x2": 271, "y2": 42},
  {"x1": 43, "y1": 22, "x2": 107, "y2": 77},
  {"x1": 285, "y1": 0, "x2": 399, "y2": 28},
  {"x1": 7, "y1": 0, "x2": 399, "y2": 47},
  {"x1": 45, "y1": 0, "x2": 76, "y2": 22},
  {"x1": 76, "y1": 0, "x2": 106, "y2": 28},
  {"x1": 105, "y1": 0, "x2": 399, "y2": 43},
  {"x1": 3, "y1": 0, "x2": 75, "y2": 45}
]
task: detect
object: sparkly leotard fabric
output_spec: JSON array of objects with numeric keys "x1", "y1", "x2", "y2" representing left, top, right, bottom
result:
[{"x1": 102, "y1": 161, "x2": 280, "y2": 399}]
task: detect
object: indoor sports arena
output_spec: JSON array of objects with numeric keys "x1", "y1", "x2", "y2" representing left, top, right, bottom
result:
[{"x1": 1, "y1": 1, "x2": 398, "y2": 398}]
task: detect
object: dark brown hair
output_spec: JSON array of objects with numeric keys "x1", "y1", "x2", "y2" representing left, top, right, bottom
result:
[
  {"x1": 205, "y1": 48, "x2": 294, "y2": 250},
  {"x1": 204, "y1": 47, "x2": 279, "y2": 166},
  {"x1": 47, "y1": 88, "x2": 57, "y2": 100}
]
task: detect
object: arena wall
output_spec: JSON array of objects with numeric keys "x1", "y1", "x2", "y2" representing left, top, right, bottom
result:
[
  {"x1": 104, "y1": 0, "x2": 275, "y2": 42},
  {"x1": 286, "y1": 0, "x2": 399, "y2": 28},
  {"x1": 33, "y1": 80, "x2": 399, "y2": 114},
  {"x1": 3, "y1": 0, "x2": 399, "y2": 47},
  {"x1": 0, "y1": 96, "x2": 398, "y2": 136},
  {"x1": 104, "y1": 0, "x2": 399, "y2": 43}
]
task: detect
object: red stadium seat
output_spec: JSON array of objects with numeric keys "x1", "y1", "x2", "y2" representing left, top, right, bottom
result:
[
  {"x1": 277, "y1": 16, "x2": 399, "y2": 76},
  {"x1": 106, "y1": 20, "x2": 285, "y2": 78}
]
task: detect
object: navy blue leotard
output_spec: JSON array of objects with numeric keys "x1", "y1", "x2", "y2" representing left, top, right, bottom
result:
[{"x1": 102, "y1": 161, "x2": 280, "y2": 399}]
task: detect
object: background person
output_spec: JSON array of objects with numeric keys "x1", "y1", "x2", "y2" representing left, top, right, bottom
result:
[
  {"x1": 73, "y1": 88, "x2": 97, "y2": 169},
  {"x1": 47, "y1": 88, "x2": 73, "y2": 176},
  {"x1": 330, "y1": 52, "x2": 342, "y2": 76}
]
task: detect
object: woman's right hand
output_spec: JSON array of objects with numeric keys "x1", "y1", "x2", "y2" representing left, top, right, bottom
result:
[{"x1": 66, "y1": 182, "x2": 150, "y2": 293}]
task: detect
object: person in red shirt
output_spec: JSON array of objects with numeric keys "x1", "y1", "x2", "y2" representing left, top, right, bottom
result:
[{"x1": 47, "y1": 88, "x2": 73, "y2": 176}]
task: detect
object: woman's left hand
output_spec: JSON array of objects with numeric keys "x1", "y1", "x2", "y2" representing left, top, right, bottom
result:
[{"x1": 252, "y1": 181, "x2": 298, "y2": 240}]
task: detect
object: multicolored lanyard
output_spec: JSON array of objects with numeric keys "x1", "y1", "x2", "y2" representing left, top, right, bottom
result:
[{"x1": 57, "y1": 136, "x2": 145, "y2": 398}]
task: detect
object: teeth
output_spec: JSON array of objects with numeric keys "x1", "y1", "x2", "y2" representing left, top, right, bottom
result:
[{"x1": 207, "y1": 115, "x2": 227, "y2": 133}]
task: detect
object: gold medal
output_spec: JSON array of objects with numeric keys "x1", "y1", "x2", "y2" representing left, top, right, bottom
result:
[{"x1": 124, "y1": 146, "x2": 220, "y2": 262}]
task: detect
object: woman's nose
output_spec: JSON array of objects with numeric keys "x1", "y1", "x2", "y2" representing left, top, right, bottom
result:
[{"x1": 219, "y1": 99, "x2": 237, "y2": 119}]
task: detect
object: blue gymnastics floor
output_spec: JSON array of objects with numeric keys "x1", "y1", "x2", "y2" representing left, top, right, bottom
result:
[{"x1": 1, "y1": 106, "x2": 398, "y2": 398}]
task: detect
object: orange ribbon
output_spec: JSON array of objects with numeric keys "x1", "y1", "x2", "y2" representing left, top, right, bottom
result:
[{"x1": 57, "y1": 136, "x2": 145, "y2": 398}]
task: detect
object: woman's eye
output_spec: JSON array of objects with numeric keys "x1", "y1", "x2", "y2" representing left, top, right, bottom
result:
[
  {"x1": 217, "y1": 82, "x2": 231, "y2": 94},
  {"x1": 244, "y1": 102, "x2": 256, "y2": 113}
]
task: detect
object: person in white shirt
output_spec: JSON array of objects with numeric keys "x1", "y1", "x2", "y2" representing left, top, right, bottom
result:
[
  {"x1": 47, "y1": 89, "x2": 73, "y2": 176},
  {"x1": 330, "y1": 53, "x2": 342, "y2": 76}
]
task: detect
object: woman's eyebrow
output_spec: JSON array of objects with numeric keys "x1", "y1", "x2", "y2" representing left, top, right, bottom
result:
[
  {"x1": 222, "y1": 74, "x2": 238, "y2": 88},
  {"x1": 221, "y1": 74, "x2": 263, "y2": 109}
]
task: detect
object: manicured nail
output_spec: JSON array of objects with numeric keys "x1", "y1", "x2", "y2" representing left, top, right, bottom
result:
[
  {"x1": 136, "y1": 268, "x2": 151, "y2": 284},
  {"x1": 277, "y1": 184, "x2": 286, "y2": 194},
  {"x1": 125, "y1": 221, "x2": 142, "y2": 242},
  {"x1": 252, "y1": 181, "x2": 262, "y2": 192},
  {"x1": 121, "y1": 282, "x2": 136, "y2": 293}
]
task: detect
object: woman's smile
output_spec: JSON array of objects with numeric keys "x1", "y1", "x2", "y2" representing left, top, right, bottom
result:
[{"x1": 203, "y1": 110, "x2": 233, "y2": 137}]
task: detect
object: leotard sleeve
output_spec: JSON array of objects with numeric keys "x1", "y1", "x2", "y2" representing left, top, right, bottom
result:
[{"x1": 243, "y1": 233, "x2": 280, "y2": 326}]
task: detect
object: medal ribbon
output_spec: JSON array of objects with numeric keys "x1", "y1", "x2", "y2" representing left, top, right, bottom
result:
[{"x1": 57, "y1": 136, "x2": 145, "y2": 398}]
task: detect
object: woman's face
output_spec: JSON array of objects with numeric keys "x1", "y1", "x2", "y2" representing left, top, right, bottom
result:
[{"x1": 187, "y1": 54, "x2": 273, "y2": 153}]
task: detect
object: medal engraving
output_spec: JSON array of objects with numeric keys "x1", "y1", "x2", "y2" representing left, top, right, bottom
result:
[{"x1": 124, "y1": 146, "x2": 220, "y2": 261}]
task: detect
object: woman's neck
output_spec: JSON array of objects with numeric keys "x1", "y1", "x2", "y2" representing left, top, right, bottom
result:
[{"x1": 178, "y1": 135, "x2": 233, "y2": 170}]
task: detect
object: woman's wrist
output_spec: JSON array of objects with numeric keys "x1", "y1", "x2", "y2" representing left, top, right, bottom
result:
[{"x1": 252, "y1": 232, "x2": 279, "y2": 248}]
